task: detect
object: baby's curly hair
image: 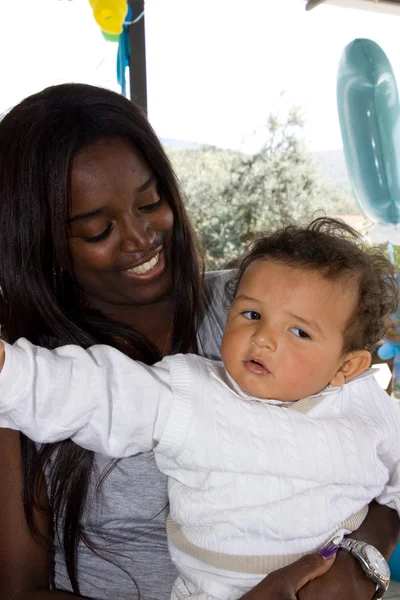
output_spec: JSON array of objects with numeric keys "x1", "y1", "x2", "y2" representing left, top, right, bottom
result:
[{"x1": 227, "y1": 217, "x2": 398, "y2": 354}]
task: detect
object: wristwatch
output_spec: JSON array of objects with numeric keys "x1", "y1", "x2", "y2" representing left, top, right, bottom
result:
[{"x1": 327, "y1": 537, "x2": 390, "y2": 599}]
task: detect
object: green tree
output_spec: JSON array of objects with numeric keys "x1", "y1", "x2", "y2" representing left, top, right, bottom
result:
[{"x1": 168, "y1": 108, "x2": 351, "y2": 270}]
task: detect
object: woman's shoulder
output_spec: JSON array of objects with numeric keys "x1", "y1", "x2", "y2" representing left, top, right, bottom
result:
[
  {"x1": 197, "y1": 270, "x2": 235, "y2": 361},
  {"x1": 203, "y1": 269, "x2": 235, "y2": 320},
  {"x1": 203, "y1": 269, "x2": 235, "y2": 299}
]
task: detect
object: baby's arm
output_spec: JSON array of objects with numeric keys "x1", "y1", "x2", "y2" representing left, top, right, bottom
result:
[{"x1": 0, "y1": 338, "x2": 174, "y2": 457}]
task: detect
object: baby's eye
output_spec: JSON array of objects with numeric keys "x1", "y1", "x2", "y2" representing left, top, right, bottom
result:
[
  {"x1": 242, "y1": 311, "x2": 261, "y2": 320},
  {"x1": 291, "y1": 327, "x2": 310, "y2": 339}
]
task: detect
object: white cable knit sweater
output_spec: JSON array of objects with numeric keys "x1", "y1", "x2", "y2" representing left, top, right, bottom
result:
[{"x1": 0, "y1": 339, "x2": 400, "y2": 600}]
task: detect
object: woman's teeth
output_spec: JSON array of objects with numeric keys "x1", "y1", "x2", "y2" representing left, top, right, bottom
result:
[{"x1": 128, "y1": 253, "x2": 160, "y2": 274}]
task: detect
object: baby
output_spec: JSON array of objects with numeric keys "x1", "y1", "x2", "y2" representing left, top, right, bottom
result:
[{"x1": 0, "y1": 217, "x2": 399, "y2": 600}]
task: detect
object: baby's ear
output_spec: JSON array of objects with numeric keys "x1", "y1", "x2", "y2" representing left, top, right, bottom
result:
[{"x1": 329, "y1": 350, "x2": 371, "y2": 387}]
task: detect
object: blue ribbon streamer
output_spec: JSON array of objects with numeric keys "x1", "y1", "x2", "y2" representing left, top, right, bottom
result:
[{"x1": 117, "y1": 24, "x2": 131, "y2": 97}]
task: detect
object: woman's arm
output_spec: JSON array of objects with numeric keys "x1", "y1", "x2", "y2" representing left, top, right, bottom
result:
[
  {"x1": 0, "y1": 339, "x2": 174, "y2": 457},
  {"x1": 0, "y1": 429, "x2": 82, "y2": 600},
  {"x1": 239, "y1": 552, "x2": 336, "y2": 599},
  {"x1": 296, "y1": 502, "x2": 400, "y2": 599},
  {"x1": 239, "y1": 503, "x2": 399, "y2": 600},
  {"x1": 351, "y1": 500, "x2": 400, "y2": 559}
]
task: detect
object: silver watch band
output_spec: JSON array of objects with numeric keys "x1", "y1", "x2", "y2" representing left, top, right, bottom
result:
[{"x1": 339, "y1": 538, "x2": 368, "y2": 554}]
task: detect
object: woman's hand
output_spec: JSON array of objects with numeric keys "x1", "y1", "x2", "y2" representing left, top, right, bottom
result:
[
  {"x1": 297, "y1": 501, "x2": 400, "y2": 600},
  {"x1": 297, "y1": 549, "x2": 375, "y2": 599},
  {"x1": 240, "y1": 552, "x2": 336, "y2": 600}
]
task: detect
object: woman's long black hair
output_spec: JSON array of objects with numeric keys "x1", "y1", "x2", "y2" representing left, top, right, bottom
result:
[{"x1": 0, "y1": 83, "x2": 204, "y2": 593}]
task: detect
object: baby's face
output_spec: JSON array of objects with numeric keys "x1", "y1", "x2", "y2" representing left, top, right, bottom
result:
[{"x1": 221, "y1": 259, "x2": 359, "y2": 401}]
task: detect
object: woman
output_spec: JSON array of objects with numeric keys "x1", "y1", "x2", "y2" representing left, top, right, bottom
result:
[{"x1": 0, "y1": 83, "x2": 397, "y2": 600}]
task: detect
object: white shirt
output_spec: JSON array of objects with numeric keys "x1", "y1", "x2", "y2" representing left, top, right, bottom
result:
[{"x1": 0, "y1": 339, "x2": 399, "y2": 600}]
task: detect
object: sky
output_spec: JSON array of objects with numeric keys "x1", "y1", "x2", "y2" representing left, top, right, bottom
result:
[{"x1": 1, "y1": 0, "x2": 400, "y2": 152}]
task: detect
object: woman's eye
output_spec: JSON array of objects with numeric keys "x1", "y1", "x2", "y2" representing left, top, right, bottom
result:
[
  {"x1": 242, "y1": 311, "x2": 261, "y2": 320},
  {"x1": 138, "y1": 198, "x2": 163, "y2": 213},
  {"x1": 84, "y1": 223, "x2": 113, "y2": 243},
  {"x1": 291, "y1": 327, "x2": 310, "y2": 339}
]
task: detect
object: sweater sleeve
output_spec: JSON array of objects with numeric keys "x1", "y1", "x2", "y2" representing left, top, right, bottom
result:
[
  {"x1": 368, "y1": 379, "x2": 400, "y2": 516},
  {"x1": 0, "y1": 338, "x2": 175, "y2": 458}
]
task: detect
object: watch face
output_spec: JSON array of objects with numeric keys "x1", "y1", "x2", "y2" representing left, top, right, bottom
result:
[{"x1": 363, "y1": 545, "x2": 390, "y2": 580}]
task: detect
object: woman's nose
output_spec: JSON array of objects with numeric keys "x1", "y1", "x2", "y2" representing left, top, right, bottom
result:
[{"x1": 120, "y1": 214, "x2": 156, "y2": 253}]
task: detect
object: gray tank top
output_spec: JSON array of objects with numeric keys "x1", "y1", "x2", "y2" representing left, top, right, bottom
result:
[{"x1": 51, "y1": 270, "x2": 232, "y2": 599}]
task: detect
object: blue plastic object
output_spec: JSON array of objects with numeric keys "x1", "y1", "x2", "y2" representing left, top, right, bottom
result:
[
  {"x1": 337, "y1": 39, "x2": 400, "y2": 243},
  {"x1": 117, "y1": 23, "x2": 130, "y2": 97},
  {"x1": 389, "y1": 542, "x2": 400, "y2": 582}
]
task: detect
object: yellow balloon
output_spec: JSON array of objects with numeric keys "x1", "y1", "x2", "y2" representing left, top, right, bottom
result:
[{"x1": 89, "y1": 0, "x2": 128, "y2": 35}]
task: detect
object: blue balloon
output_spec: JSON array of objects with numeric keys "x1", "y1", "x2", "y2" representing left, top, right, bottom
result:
[
  {"x1": 389, "y1": 542, "x2": 400, "y2": 582},
  {"x1": 377, "y1": 341, "x2": 400, "y2": 360},
  {"x1": 337, "y1": 39, "x2": 400, "y2": 243}
]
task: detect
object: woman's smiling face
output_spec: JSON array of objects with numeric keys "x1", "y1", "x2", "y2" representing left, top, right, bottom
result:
[{"x1": 67, "y1": 138, "x2": 174, "y2": 309}]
